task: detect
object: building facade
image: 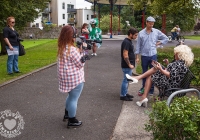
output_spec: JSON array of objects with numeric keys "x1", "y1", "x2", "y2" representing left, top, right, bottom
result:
[{"x1": 30, "y1": 0, "x2": 93, "y2": 29}]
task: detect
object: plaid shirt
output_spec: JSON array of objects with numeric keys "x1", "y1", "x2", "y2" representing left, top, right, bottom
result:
[{"x1": 57, "y1": 46, "x2": 85, "y2": 93}]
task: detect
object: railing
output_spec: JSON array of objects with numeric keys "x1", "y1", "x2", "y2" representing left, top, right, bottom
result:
[
  {"x1": 167, "y1": 88, "x2": 200, "y2": 107},
  {"x1": 67, "y1": 8, "x2": 77, "y2": 13}
]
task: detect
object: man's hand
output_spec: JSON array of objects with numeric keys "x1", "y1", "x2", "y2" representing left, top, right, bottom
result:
[
  {"x1": 136, "y1": 58, "x2": 140, "y2": 64},
  {"x1": 129, "y1": 64, "x2": 134, "y2": 69}
]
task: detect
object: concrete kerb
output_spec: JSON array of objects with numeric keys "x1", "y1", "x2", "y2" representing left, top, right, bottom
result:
[{"x1": 0, "y1": 62, "x2": 57, "y2": 88}]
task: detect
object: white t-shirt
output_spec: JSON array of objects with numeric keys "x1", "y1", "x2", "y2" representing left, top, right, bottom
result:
[{"x1": 177, "y1": 28, "x2": 180, "y2": 35}]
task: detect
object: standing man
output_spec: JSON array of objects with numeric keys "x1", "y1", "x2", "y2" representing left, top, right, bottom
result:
[
  {"x1": 135, "y1": 16, "x2": 168, "y2": 96},
  {"x1": 120, "y1": 27, "x2": 138, "y2": 101}
]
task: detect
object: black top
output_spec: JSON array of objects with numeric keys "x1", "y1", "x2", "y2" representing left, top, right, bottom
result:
[
  {"x1": 3, "y1": 26, "x2": 19, "y2": 46},
  {"x1": 121, "y1": 38, "x2": 135, "y2": 68}
]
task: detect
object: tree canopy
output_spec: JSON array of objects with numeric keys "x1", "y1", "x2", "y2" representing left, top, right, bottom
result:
[
  {"x1": 0, "y1": 0, "x2": 47, "y2": 32},
  {"x1": 129, "y1": 0, "x2": 200, "y2": 31}
]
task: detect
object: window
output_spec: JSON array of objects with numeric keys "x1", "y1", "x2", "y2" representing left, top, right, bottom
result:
[
  {"x1": 87, "y1": 15, "x2": 89, "y2": 20},
  {"x1": 67, "y1": 4, "x2": 74, "y2": 9},
  {"x1": 63, "y1": 14, "x2": 65, "y2": 19},
  {"x1": 62, "y1": 3, "x2": 65, "y2": 9}
]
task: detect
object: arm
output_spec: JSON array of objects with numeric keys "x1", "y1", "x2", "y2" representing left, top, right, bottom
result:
[
  {"x1": 82, "y1": 28, "x2": 89, "y2": 34},
  {"x1": 71, "y1": 47, "x2": 85, "y2": 68},
  {"x1": 4, "y1": 38, "x2": 13, "y2": 50},
  {"x1": 158, "y1": 30, "x2": 168, "y2": 45},
  {"x1": 135, "y1": 33, "x2": 141, "y2": 64},
  {"x1": 123, "y1": 50, "x2": 134, "y2": 69}
]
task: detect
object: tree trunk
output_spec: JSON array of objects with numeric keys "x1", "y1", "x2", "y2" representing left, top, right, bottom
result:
[{"x1": 0, "y1": 33, "x2": 7, "y2": 55}]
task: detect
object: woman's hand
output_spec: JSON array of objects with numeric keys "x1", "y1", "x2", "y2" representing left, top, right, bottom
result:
[
  {"x1": 9, "y1": 46, "x2": 14, "y2": 51},
  {"x1": 163, "y1": 59, "x2": 169, "y2": 65}
]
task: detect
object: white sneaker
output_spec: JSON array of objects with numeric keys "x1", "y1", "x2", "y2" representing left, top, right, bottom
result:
[
  {"x1": 91, "y1": 53, "x2": 94, "y2": 56},
  {"x1": 94, "y1": 53, "x2": 97, "y2": 56}
]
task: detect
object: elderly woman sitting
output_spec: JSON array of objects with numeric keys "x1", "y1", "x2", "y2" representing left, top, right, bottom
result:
[{"x1": 126, "y1": 45, "x2": 194, "y2": 107}]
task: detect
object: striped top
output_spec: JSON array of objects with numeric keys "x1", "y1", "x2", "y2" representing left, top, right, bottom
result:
[{"x1": 57, "y1": 45, "x2": 85, "y2": 93}]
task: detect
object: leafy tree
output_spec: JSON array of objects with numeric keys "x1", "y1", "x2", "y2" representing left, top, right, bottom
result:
[
  {"x1": 100, "y1": 15, "x2": 124, "y2": 34},
  {"x1": 129, "y1": 0, "x2": 200, "y2": 32},
  {"x1": 0, "y1": 0, "x2": 47, "y2": 55}
]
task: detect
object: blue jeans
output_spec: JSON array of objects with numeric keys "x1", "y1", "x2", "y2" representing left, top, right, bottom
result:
[
  {"x1": 141, "y1": 55, "x2": 157, "y2": 93},
  {"x1": 171, "y1": 32, "x2": 177, "y2": 40},
  {"x1": 66, "y1": 82, "x2": 84, "y2": 118},
  {"x1": 120, "y1": 68, "x2": 132, "y2": 97},
  {"x1": 6, "y1": 46, "x2": 19, "y2": 74}
]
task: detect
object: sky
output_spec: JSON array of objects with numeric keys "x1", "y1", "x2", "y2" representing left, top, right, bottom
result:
[{"x1": 76, "y1": 0, "x2": 92, "y2": 9}]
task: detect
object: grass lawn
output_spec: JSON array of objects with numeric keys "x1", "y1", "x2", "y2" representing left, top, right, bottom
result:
[
  {"x1": 21, "y1": 39, "x2": 56, "y2": 49},
  {"x1": 0, "y1": 39, "x2": 58, "y2": 84},
  {"x1": 184, "y1": 35, "x2": 200, "y2": 40}
]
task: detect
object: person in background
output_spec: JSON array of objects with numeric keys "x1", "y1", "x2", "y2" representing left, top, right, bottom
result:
[
  {"x1": 127, "y1": 45, "x2": 194, "y2": 107},
  {"x1": 171, "y1": 25, "x2": 178, "y2": 40},
  {"x1": 88, "y1": 17, "x2": 102, "y2": 56},
  {"x1": 176, "y1": 25, "x2": 181, "y2": 40},
  {"x1": 57, "y1": 25, "x2": 86, "y2": 128},
  {"x1": 135, "y1": 16, "x2": 168, "y2": 97},
  {"x1": 120, "y1": 27, "x2": 138, "y2": 101},
  {"x1": 81, "y1": 23, "x2": 89, "y2": 39},
  {"x1": 3, "y1": 16, "x2": 20, "y2": 75}
]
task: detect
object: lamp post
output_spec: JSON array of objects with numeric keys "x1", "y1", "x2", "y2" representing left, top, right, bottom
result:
[{"x1": 109, "y1": 0, "x2": 117, "y2": 38}]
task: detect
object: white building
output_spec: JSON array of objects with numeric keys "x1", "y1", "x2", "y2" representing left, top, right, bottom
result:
[{"x1": 30, "y1": 0, "x2": 94, "y2": 28}]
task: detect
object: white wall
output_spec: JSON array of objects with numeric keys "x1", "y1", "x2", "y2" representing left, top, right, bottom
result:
[
  {"x1": 57, "y1": 0, "x2": 76, "y2": 26},
  {"x1": 82, "y1": 9, "x2": 93, "y2": 24}
]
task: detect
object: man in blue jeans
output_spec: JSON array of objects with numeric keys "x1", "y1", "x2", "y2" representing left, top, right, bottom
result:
[
  {"x1": 120, "y1": 28, "x2": 138, "y2": 101},
  {"x1": 135, "y1": 16, "x2": 168, "y2": 96}
]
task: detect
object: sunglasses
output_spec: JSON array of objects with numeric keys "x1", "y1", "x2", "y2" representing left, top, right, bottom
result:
[{"x1": 10, "y1": 21, "x2": 15, "y2": 24}]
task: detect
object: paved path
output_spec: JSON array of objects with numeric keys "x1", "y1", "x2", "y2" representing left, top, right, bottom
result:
[{"x1": 0, "y1": 36, "x2": 199, "y2": 140}]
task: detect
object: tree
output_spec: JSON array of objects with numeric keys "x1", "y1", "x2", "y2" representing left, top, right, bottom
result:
[
  {"x1": 0, "y1": 0, "x2": 47, "y2": 55},
  {"x1": 129, "y1": 0, "x2": 200, "y2": 32},
  {"x1": 100, "y1": 15, "x2": 124, "y2": 34}
]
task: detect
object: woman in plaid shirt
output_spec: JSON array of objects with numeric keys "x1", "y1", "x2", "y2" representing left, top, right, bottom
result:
[{"x1": 57, "y1": 25, "x2": 86, "y2": 128}]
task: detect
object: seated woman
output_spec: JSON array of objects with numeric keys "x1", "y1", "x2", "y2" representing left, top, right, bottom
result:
[{"x1": 126, "y1": 45, "x2": 194, "y2": 107}]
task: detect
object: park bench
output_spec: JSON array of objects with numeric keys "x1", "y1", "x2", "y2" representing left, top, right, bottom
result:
[{"x1": 158, "y1": 69, "x2": 196, "y2": 100}]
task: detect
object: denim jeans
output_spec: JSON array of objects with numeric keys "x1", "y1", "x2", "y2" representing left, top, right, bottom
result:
[
  {"x1": 120, "y1": 68, "x2": 132, "y2": 97},
  {"x1": 171, "y1": 32, "x2": 177, "y2": 40},
  {"x1": 66, "y1": 82, "x2": 84, "y2": 118},
  {"x1": 6, "y1": 46, "x2": 19, "y2": 74},
  {"x1": 141, "y1": 55, "x2": 157, "y2": 93}
]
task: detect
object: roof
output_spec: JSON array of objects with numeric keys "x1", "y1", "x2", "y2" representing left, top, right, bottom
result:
[{"x1": 85, "y1": 0, "x2": 131, "y2": 6}]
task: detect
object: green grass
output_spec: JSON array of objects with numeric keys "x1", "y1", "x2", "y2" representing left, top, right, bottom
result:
[
  {"x1": 21, "y1": 39, "x2": 56, "y2": 49},
  {"x1": 184, "y1": 35, "x2": 200, "y2": 40},
  {"x1": 0, "y1": 39, "x2": 58, "y2": 84}
]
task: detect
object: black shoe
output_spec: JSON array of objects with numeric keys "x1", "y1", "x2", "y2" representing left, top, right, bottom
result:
[
  {"x1": 126, "y1": 93, "x2": 134, "y2": 98},
  {"x1": 120, "y1": 96, "x2": 133, "y2": 101},
  {"x1": 8, "y1": 73, "x2": 13, "y2": 75},
  {"x1": 63, "y1": 109, "x2": 69, "y2": 122},
  {"x1": 67, "y1": 117, "x2": 82, "y2": 128},
  {"x1": 15, "y1": 71, "x2": 21, "y2": 73}
]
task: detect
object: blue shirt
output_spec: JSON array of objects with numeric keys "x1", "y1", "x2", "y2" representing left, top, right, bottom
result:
[{"x1": 135, "y1": 28, "x2": 168, "y2": 56}]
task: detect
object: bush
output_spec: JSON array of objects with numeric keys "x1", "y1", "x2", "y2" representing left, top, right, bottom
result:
[{"x1": 145, "y1": 96, "x2": 200, "y2": 140}]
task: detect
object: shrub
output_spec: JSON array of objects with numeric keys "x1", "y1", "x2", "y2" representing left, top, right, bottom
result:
[{"x1": 145, "y1": 96, "x2": 200, "y2": 140}]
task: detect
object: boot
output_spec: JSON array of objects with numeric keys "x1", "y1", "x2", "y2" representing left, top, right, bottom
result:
[
  {"x1": 63, "y1": 109, "x2": 69, "y2": 122},
  {"x1": 67, "y1": 117, "x2": 82, "y2": 128}
]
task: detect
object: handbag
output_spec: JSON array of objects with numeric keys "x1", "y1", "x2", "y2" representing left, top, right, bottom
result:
[{"x1": 18, "y1": 42, "x2": 25, "y2": 56}]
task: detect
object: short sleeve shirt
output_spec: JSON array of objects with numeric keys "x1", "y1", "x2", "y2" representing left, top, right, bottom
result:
[
  {"x1": 3, "y1": 26, "x2": 19, "y2": 46},
  {"x1": 121, "y1": 38, "x2": 135, "y2": 68}
]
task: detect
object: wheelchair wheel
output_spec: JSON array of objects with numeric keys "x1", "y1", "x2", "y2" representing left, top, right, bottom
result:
[{"x1": 177, "y1": 35, "x2": 185, "y2": 45}]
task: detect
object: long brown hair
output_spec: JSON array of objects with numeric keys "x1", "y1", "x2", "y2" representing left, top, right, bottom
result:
[{"x1": 57, "y1": 25, "x2": 75, "y2": 58}]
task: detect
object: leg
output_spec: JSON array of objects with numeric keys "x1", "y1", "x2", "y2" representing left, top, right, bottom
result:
[
  {"x1": 66, "y1": 82, "x2": 84, "y2": 118},
  {"x1": 134, "y1": 67, "x2": 157, "y2": 81},
  {"x1": 120, "y1": 68, "x2": 132, "y2": 99},
  {"x1": 92, "y1": 43, "x2": 97, "y2": 54},
  {"x1": 13, "y1": 46, "x2": 19, "y2": 72},
  {"x1": 141, "y1": 76, "x2": 152, "y2": 100},
  {"x1": 148, "y1": 55, "x2": 157, "y2": 94}
]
